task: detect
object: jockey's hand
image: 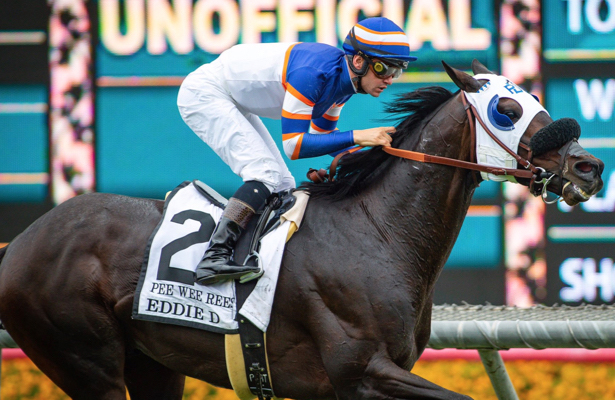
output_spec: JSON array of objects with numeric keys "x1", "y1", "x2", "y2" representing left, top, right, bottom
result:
[{"x1": 353, "y1": 126, "x2": 395, "y2": 148}]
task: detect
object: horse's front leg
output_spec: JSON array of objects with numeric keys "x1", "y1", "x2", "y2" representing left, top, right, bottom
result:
[
  {"x1": 311, "y1": 317, "x2": 471, "y2": 399},
  {"x1": 352, "y1": 355, "x2": 472, "y2": 400},
  {"x1": 319, "y1": 349, "x2": 471, "y2": 400}
]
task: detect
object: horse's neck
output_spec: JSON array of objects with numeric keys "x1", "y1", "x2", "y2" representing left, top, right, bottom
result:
[{"x1": 363, "y1": 95, "x2": 475, "y2": 283}]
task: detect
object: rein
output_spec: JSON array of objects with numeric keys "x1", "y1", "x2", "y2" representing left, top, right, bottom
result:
[
  {"x1": 309, "y1": 91, "x2": 561, "y2": 202},
  {"x1": 382, "y1": 93, "x2": 540, "y2": 180}
]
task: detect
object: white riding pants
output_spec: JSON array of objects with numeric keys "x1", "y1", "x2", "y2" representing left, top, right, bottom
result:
[{"x1": 177, "y1": 62, "x2": 296, "y2": 193}]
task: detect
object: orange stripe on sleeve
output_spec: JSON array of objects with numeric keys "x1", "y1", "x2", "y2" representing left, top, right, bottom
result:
[
  {"x1": 310, "y1": 122, "x2": 331, "y2": 133},
  {"x1": 282, "y1": 110, "x2": 312, "y2": 120},
  {"x1": 291, "y1": 134, "x2": 304, "y2": 160},
  {"x1": 282, "y1": 43, "x2": 298, "y2": 89},
  {"x1": 322, "y1": 113, "x2": 339, "y2": 121},
  {"x1": 282, "y1": 132, "x2": 303, "y2": 141},
  {"x1": 286, "y1": 83, "x2": 315, "y2": 107}
]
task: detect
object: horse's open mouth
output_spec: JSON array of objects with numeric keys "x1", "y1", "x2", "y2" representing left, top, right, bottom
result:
[
  {"x1": 564, "y1": 181, "x2": 591, "y2": 200},
  {"x1": 561, "y1": 179, "x2": 592, "y2": 205}
]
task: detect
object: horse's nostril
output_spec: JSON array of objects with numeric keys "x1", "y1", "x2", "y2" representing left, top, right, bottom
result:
[
  {"x1": 575, "y1": 161, "x2": 594, "y2": 173},
  {"x1": 574, "y1": 160, "x2": 602, "y2": 177}
]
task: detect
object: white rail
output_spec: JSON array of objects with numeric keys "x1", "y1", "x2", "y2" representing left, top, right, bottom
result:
[{"x1": 428, "y1": 304, "x2": 615, "y2": 400}]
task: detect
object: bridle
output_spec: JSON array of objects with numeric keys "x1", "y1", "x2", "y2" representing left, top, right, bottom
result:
[
  {"x1": 310, "y1": 90, "x2": 568, "y2": 203},
  {"x1": 383, "y1": 92, "x2": 564, "y2": 202}
]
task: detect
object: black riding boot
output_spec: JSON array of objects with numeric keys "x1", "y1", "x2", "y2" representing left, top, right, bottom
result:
[{"x1": 194, "y1": 181, "x2": 270, "y2": 285}]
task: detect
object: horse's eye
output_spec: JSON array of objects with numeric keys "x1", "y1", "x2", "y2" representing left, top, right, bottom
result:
[{"x1": 504, "y1": 111, "x2": 518, "y2": 120}]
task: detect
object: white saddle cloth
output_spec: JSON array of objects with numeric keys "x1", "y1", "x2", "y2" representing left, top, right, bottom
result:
[{"x1": 132, "y1": 181, "x2": 307, "y2": 333}]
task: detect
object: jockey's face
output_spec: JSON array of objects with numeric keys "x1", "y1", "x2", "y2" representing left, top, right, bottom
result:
[{"x1": 353, "y1": 55, "x2": 394, "y2": 97}]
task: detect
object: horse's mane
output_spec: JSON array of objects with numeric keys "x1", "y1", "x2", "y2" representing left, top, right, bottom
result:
[{"x1": 300, "y1": 86, "x2": 455, "y2": 201}]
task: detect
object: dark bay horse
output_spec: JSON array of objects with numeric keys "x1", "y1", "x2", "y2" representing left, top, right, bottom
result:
[{"x1": 0, "y1": 61, "x2": 604, "y2": 400}]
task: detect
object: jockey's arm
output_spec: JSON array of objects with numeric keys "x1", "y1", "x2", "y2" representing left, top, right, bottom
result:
[
  {"x1": 328, "y1": 125, "x2": 395, "y2": 157},
  {"x1": 281, "y1": 80, "x2": 355, "y2": 160},
  {"x1": 280, "y1": 69, "x2": 394, "y2": 160},
  {"x1": 282, "y1": 108, "x2": 395, "y2": 159}
]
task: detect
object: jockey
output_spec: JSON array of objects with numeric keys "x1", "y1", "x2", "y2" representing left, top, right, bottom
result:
[{"x1": 177, "y1": 17, "x2": 417, "y2": 285}]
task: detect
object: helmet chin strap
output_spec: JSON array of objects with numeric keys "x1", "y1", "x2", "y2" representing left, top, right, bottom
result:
[{"x1": 346, "y1": 54, "x2": 368, "y2": 94}]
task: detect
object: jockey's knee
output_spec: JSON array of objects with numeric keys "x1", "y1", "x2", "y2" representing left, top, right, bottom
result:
[
  {"x1": 275, "y1": 175, "x2": 296, "y2": 193},
  {"x1": 240, "y1": 165, "x2": 294, "y2": 194}
]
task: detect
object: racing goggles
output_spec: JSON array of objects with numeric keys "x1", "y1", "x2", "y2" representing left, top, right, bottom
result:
[{"x1": 365, "y1": 57, "x2": 406, "y2": 79}]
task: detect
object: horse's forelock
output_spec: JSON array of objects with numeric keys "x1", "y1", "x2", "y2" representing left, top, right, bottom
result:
[{"x1": 302, "y1": 86, "x2": 455, "y2": 200}]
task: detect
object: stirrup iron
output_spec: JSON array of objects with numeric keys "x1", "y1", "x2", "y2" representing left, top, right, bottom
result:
[{"x1": 239, "y1": 252, "x2": 264, "y2": 283}]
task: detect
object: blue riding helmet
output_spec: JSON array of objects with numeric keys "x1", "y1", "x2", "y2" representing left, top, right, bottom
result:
[{"x1": 343, "y1": 17, "x2": 418, "y2": 69}]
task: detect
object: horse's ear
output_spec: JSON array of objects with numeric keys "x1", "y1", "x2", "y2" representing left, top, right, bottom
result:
[
  {"x1": 441, "y1": 61, "x2": 482, "y2": 93},
  {"x1": 471, "y1": 59, "x2": 495, "y2": 75}
]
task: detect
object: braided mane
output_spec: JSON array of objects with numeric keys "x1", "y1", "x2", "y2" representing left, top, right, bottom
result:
[{"x1": 301, "y1": 86, "x2": 455, "y2": 201}]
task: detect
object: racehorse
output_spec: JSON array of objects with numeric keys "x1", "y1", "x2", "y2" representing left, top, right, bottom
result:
[{"x1": 0, "y1": 61, "x2": 604, "y2": 400}]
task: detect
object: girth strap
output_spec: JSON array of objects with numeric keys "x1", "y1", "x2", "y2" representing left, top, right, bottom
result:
[{"x1": 231, "y1": 195, "x2": 288, "y2": 400}]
